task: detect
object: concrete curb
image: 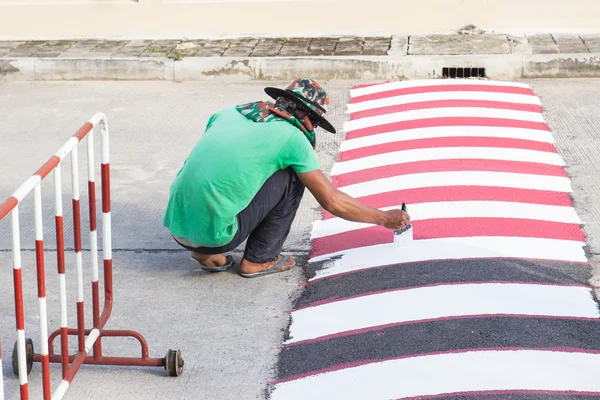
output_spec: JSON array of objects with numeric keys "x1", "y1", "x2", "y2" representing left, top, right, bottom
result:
[{"x1": 2, "y1": 53, "x2": 600, "y2": 82}]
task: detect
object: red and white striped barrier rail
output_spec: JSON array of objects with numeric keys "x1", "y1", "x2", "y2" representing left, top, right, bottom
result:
[{"x1": 0, "y1": 113, "x2": 183, "y2": 400}]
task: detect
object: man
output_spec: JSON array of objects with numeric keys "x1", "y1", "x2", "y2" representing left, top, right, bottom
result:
[{"x1": 163, "y1": 78, "x2": 410, "y2": 278}]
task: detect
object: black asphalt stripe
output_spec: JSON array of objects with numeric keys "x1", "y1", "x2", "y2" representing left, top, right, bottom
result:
[
  {"x1": 276, "y1": 316, "x2": 600, "y2": 381},
  {"x1": 297, "y1": 258, "x2": 591, "y2": 309}
]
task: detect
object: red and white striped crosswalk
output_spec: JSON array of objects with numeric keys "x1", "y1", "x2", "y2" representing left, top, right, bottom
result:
[{"x1": 271, "y1": 79, "x2": 600, "y2": 400}]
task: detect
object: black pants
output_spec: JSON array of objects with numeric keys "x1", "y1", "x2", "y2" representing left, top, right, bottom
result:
[{"x1": 175, "y1": 167, "x2": 305, "y2": 263}]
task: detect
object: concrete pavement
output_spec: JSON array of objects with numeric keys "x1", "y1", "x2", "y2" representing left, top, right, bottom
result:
[
  {"x1": 1, "y1": 79, "x2": 600, "y2": 399},
  {"x1": 2, "y1": 32, "x2": 600, "y2": 82}
]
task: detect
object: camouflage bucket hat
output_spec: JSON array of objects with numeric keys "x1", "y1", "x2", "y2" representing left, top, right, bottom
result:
[{"x1": 264, "y1": 78, "x2": 336, "y2": 133}]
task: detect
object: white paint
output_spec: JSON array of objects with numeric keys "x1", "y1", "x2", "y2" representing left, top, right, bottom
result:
[
  {"x1": 75, "y1": 251, "x2": 84, "y2": 302},
  {"x1": 91, "y1": 229, "x2": 99, "y2": 282},
  {"x1": 344, "y1": 108, "x2": 546, "y2": 133},
  {"x1": 309, "y1": 237, "x2": 587, "y2": 280},
  {"x1": 270, "y1": 350, "x2": 600, "y2": 400},
  {"x1": 34, "y1": 183, "x2": 44, "y2": 241},
  {"x1": 287, "y1": 283, "x2": 598, "y2": 344},
  {"x1": 59, "y1": 273, "x2": 68, "y2": 328},
  {"x1": 340, "y1": 126, "x2": 554, "y2": 152},
  {"x1": 85, "y1": 328, "x2": 101, "y2": 354},
  {"x1": 86, "y1": 130, "x2": 96, "y2": 182},
  {"x1": 39, "y1": 298, "x2": 49, "y2": 355},
  {"x1": 350, "y1": 80, "x2": 532, "y2": 99},
  {"x1": 311, "y1": 201, "x2": 581, "y2": 239},
  {"x1": 70, "y1": 145, "x2": 80, "y2": 201},
  {"x1": 11, "y1": 175, "x2": 41, "y2": 203},
  {"x1": 339, "y1": 171, "x2": 572, "y2": 199},
  {"x1": 103, "y1": 212, "x2": 112, "y2": 261},
  {"x1": 11, "y1": 208, "x2": 21, "y2": 271},
  {"x1": 346, "y1": 91, "x2": 541, "y2": 114},
  {"x1": 16, "y1": 330, "x2": 27, "y2": 385},
  {"x1": 52, "y1": 380, "x2": 70, "y2": 400},
  {"x1": 54, "y1": 137, "x2": 79, "y2": 162},
  {"x1": 100, "y1": 116, "x2": 110, "y2": 165},
  {"x1": 53, "y1": 164, "x2": 63, "y2": 217},
  {"x1": 330, "y1": 147, "x2": 565, "y2": 175}
]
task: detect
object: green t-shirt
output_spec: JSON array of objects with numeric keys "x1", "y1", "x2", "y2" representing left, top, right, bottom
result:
[{"x1": 163, "y1": 106, "x2": 320, "y2": 247}]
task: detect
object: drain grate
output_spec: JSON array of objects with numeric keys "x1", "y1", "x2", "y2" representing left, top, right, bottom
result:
[{"x1": 442, "y1": 67, "x2": 486, "y2": 79}]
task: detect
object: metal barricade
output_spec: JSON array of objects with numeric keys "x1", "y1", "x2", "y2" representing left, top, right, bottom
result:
[{"x1": 0, "y1": 113, "x2": 183, "y2": 400}]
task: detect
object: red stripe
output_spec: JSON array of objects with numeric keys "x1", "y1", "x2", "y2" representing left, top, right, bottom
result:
[
  {"x1": 36, "y1": 240, "x2": 46, "y2": 298},
  {"x1": 13, "y1": 268, "x2": 25, "y2": 330},
  {"x1": 42, "y1": 353, "x2": 51, "y2": 400},
  {"x1": 72, "y1": 199, "x2": 82, "y2": 253},
  {"x1": 77, "y1": 301, "x2": 85, "y2": 352},
  {"x1": 55, "y1": 216, "x2": 65, "y2": 274},
  {"x1": 340, "y1": 137, "x2": 557, "y2": 161},
  {"x1": 101, "y1": 163, "x2": 111, "y2": 213},
  {"x1": 74, "y1": 121, "x2": 93, "y2": 142},
  {"x1": 350, "y1": 100, "x2": 542, "y2": 120},
  {"x1": 334, "y1": 159, "x2": 568, "y2": 187},
  {"x1": 323, "y1": 187, "x2": 574, "y2": 220},
  {"x1": 60, "y1": 326, "x2": 69, "y2": 379},
  {"x1": 33, "y1": 155, "x2": 61, "y2": 181},
  {"x1": 351, "y1": 84, "x2": 536, "y2": 103},
  {"x1": 0, "y1": 196, "x2": 18, "y2": 221},
  {"x1": 88, "y1": 181, "x2": 97, "y2": 231},
  {"x1": 310, "y1": 219, "x2": 584, "y2": 258},
  {"x1": 20, "y1": 384, "x2": 28, "y2": 399},
  {"x1": 347, "y1": 117, "x2": 550, "y2": 140}
]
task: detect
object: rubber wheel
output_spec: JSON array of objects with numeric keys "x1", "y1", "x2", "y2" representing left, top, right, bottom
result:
[
  {"x1": 12, "y1": 338, "x2": 34, "y2": 377},
  {"x1": 165, "y1": 349, "x2": 184, "y2": 377}
]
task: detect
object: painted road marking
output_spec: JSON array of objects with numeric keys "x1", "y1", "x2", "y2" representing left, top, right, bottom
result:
[
  {"x1": 311, "y1": 201, "x2": 582, "y2": 239},
  {"x1": 271, "y1": 350, "x2": 600, "y2": 400},
  {"x1": 344, "y1": 107, "x2": 546, "y2": 133},
  {"x1": 339, "y1": 137, "x2": 557, "y2": 161},
  {"x1": 330, "y1": 148, "x2": 566, "y2": 175},
  {"x1": 347, "y1": 91, "x2": 541, "y2": 114},
  {"x1": 340, "y1": 126, "x2": 555, "y2": 152},
  {"x1": 309, "y1": 237, "x2": 587, "y2": 281},
  {"x1": 338, "y1": 171, "x2": 572, "y2": 198},
  {"x1": 285, "y1": 283, "x2": 599, "y2": 345}
]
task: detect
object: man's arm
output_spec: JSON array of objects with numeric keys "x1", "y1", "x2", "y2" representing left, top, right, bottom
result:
[{"x1": 297, "y1": 169, "x2": 410, "y2": 230}]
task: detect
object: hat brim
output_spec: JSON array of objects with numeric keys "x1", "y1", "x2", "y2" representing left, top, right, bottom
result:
[{"x1": 264, "y1": 87, "x2": 337, "y2": 134}]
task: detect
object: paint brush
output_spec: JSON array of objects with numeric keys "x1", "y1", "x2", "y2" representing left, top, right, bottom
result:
[{"x1": 393, "y1": 202, "x2": 413, "y2": 246}]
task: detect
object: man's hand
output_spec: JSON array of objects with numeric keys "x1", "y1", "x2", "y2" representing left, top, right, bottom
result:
[
  {"x1": 297, "y1": 169, "x2": 411, "y2": 229},
  {"x1": 382, "y1": 209, "x2": 411, "y2": 230}
]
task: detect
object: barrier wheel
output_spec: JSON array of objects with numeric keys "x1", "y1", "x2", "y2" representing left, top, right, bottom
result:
[
  {"x1": 165, "y1": 349, "x2": 184, "y2": 377},
  {"x1": 12, "y1": 338, "x2": 34, "y2": 377}
]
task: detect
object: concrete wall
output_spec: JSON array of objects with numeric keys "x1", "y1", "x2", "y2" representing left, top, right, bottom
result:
[{"x1": 1, "y1": 0, "x2": 599, "y2": 40}]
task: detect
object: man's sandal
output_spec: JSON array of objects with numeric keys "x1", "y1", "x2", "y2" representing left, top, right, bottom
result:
[
  {"x1": 240, "y1": 256, "x2": 296, "y2": 278},
  {"x1": 191, "y1": 254, "x2": 235, "y2": 272}
]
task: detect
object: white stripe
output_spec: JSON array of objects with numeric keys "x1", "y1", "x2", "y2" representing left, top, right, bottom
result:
[
  {"x1": 309, "y1": 237, "x2": 587, "y2": 280},
  {"x1": 350, "y1": 79, "x2": 532, "y2": 98},
  {"x1": 270, "y1": 350, "x2": 600, "y2": 400},
  {"x1": 347, "y1": 91, "x2": 541, "y2": 113},
  {"x1": 311, "y1": 201, "x2": 582, "y2": 239},
  {"x1": 11, "y1": 175, "x2": 41, "y2": 203},
  {"x1": 16, "y1": 330, "x2": 27, "y2": 385},
  {"x1": 11, "y1": 208, "x2": 21, "y2": 271},
  {"x1": 39, "y1": 298, "x2": 49, "y2": 355},
  {"x1": 85, "y1": 328, "x2": 100, "y2": 354},
  {"x1": 339, "y1": 171, "x2": 572, "y2": 199},
  {"x1": 34, "y1": 183, "x2": 44, "y2": 241},
  {"x1": 344, "y1": 108, "x2": 546, "y2": 133},
  {"x1": 70, "y1": 145, "x2": 80, "y2": 201},
  {"x1": 100, "y1": 117, "x2": 110, "y2": 164},
  {"x1": 340, "y1": 126, "x2": 554, "y2": 152},
  {"x1": 91, "y1": 230, "x2": 99, "y2": 282},
  {"x1": 103, "y1": 212, "x2": 112, "y2": 260},
  {"x1": 86, "y1": 131, "x2": 95, "y2": 182},
  {"x1": 331, "y1": 147, "x2": 565, "y2": 175},
  {"x1": 286, "y1": 283, "x2": 598, "y2": 344},
  {"x1": 54, "y1": 164, "x2": 63, "y2": 217},
  {"x1": 54, "y1": 137, "x2": 79, "y2": 161},
  {"x1": 75, "y1": 252, "x2": 84, "y2": 302},
  {"x1": 59, "y1": 274, "x2": 68, "y2": 328},
  {"x1": 52, "y1": 380, "x2": 70, "y2": 400}
]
